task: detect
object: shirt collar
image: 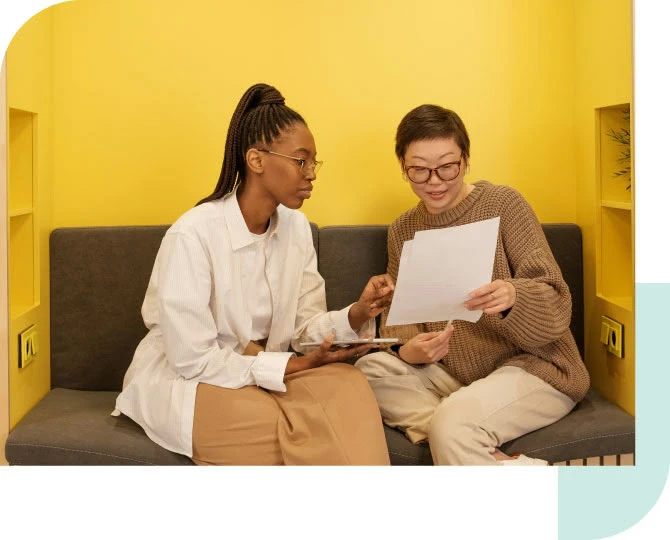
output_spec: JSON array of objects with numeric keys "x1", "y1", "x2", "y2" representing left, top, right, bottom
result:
[{"x1": 222, "y1": 191, "x2": 281, "y2": 251}]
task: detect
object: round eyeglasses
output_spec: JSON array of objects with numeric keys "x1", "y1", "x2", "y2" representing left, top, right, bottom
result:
[
  {"x1": 257, "y1": 149, "x2": 323, "y2": 175},
  {"x1": 404, "y1": 159, "x2": 462, "y2": 184}
]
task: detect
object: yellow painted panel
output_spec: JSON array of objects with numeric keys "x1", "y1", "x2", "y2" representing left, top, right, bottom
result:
[
  {"x1": 584, "y1": 296, "x2": 635, "y2": 415},
  {"x1": 574, "y1": 0, "x2": 633, "y2": 414},
  {"x1": 9, "y1": 308, "x2": 50, "y2": 429},
  {"x1": 6, "y1": 8, "x2": 54, "y2": 111},
  {"x1": 1, "y1": 56, "x2": 11, "y2": 465},
  {"x1": 6, "y1": 7, "x2": 53, "y2": 427}
]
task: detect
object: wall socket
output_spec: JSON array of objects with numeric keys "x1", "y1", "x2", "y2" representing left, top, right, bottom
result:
[
  {"x1": 18, "y1": 324, "x2": 39, "y2": 368},
  {"x1": 600, "y1": 316, "x2": 623, "y2": 358}
]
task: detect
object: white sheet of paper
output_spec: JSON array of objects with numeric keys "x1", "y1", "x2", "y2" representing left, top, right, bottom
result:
[{"x1": 385, "y1": 217, "x2": 500, "y2": 326}]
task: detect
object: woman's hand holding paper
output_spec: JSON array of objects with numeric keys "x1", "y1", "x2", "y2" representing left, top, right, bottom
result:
[
  {"x1": 464, "y1": 279, "x2": 516, "y2": 314},
  {"x1": 398, "y1": 325, "x2": 454, "y2": 365}
]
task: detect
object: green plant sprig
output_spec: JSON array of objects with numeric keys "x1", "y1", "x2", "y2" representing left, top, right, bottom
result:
[{"x1": 605, "y1": 107, "x2": 631, "y2": 191}]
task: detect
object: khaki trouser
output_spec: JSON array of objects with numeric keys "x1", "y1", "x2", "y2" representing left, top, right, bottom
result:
[
  {"x1": 355, "y1": 352, "x2": 575, "y2": 465},
  {"x1": 192, "y1": 362, "x2": 390, "y2": 465}
]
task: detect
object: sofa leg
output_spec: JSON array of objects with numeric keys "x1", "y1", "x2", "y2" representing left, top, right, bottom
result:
[{"x1": 551, "y1": 453, "x2": 635, "y2": 466}]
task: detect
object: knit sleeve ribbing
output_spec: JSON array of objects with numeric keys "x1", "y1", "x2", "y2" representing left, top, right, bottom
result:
[{"x1": 498, "y1": 190, "x2": 573, "y2": 348}]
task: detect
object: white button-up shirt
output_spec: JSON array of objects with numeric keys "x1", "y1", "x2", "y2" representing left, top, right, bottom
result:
[{"x1": 114, "y1": 192, "x2": 372, "y2": 457}]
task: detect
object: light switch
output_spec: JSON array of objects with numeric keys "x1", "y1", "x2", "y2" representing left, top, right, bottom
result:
[
  {"x1": 18, "y1": 324, "x2": 38, "y2": 369},
  {"x1": 600, "y1": 321, "x2": 610, "y2": 345},
  {"x1": 601, "y1": 316, "x2": 624, "y2": 359}
]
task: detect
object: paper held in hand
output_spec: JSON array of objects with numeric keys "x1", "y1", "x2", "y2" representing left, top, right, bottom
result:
[{"x1": 385, "y1": 217, "x2": 500, "y2": 326}]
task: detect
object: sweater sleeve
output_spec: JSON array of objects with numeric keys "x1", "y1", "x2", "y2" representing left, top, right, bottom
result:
[{"x1": 498, "y1": 190, "x2": 573, "y2": 348}]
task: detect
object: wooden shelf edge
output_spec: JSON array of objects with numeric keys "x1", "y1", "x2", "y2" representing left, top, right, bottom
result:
[
  {"x1": 8, "y1": 208, "x2": 34, "y2": 218},
  {"x1": 596, "y1": 294, "x2": 634, "y2": 313},
  {"x1": 600, "y1": 200, "x2": 632, "y2": 211},
  {"x1": 9, "y1": 303, "x2": 41, "y2": 322}
]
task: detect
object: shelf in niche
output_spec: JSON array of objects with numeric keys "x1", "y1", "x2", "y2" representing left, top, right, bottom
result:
[
  {"x1": 10, "y1": 302, "x2": 41, "y2": 322},
  {"x1": 9, "y1": 208, "x2": 34, "y2": 218},
  {"x1": 600, "y1": 200, "x2": 631, "y2": 211},
  {"x1": 597, "y1": 294, "x2": 633, "y2": 313}
]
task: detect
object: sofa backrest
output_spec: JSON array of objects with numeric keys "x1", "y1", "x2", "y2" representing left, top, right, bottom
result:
[{"x1": 50, "y1": 222, "x2": 583, "y2": 391}]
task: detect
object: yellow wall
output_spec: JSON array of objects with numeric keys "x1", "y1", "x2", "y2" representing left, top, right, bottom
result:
[
  {"x1": 574, "y1": 0, "x2": 634, "y2": 414},
  {"x1": 6, "y1": 8, "x2": 54, "y2": 428},
  {"x1": 49, "y1": 0, "x2": 578, "y2": 228}
]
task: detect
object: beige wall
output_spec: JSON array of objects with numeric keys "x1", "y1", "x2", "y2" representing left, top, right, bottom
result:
[{"x1": 1, "y1": 56, "x2": 9, "y2": 465}]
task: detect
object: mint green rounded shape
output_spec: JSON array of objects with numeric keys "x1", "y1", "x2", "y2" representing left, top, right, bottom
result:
[{"x1": 558, "y1": 284, "x2": 669, "y2": 539}]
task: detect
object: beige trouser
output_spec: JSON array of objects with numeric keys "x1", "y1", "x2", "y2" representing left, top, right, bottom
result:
[
  {"x1": 355, "y1": 352, "x2": 575, "y2": 465},
  {"x1": 191, "y1": 362, "x2": 390, "y2": 465}
]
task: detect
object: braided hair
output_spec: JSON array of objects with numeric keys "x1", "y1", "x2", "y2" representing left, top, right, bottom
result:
[{"x1": 197, "y1": 83, "x2": 306, "y2": 205}]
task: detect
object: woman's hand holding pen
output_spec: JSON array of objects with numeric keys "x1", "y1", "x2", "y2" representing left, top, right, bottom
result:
[
  {"x1": 464, "y1": 279, "x2": 516, "y2": 315},
  {"x1": 348, "y1": 274, "x2": 395, "y2": 331},
  {"x1": 284, "y1": 334, "x2": 377, "y2": 375}
]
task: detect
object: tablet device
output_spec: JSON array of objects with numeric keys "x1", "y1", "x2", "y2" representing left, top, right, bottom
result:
[{"x1": 299, "y1": 338, "x2": 399, "y2": 347}]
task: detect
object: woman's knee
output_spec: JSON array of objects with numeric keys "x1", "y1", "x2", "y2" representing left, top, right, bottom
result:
[
  {"x1": 318, "y1": 361, "x2": 367, "y2": 384},
  {"x1": 355, "y1": 351, "x2": 408, "y2": 378},
  {"x1": 428, "y1": 399, "x2": 484, "y2": 460}
]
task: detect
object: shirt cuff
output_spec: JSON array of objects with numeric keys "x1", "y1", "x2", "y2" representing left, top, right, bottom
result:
[
  {"x1": 335, "y1": 304, "x2": 376, "y2": 339},
  {"x1": 252, "y1": 352, "x2": 293, "y2": 392}
]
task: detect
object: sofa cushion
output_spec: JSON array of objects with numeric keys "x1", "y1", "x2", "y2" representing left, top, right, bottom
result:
[
  {"x1": 384, "y1": 388, "x2": 635, "y2": 465},
  {"x1": 5, "y1": 388, "x2": 193, "y2": 465},
  {"x1": 6, "y1": 386, "x2": 633, "y2": 466}
]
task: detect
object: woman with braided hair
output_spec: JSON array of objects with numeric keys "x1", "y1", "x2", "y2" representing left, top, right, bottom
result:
[
  {"x1": 356, "y1": 104, "x2": 590, "y2": 465},
  {"x1": 114, "y1": 83, "x2": 393, "y2": 465}
]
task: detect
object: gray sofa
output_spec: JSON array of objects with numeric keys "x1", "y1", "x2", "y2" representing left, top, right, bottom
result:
[{"x1": 5, "y1": 223, "x2": 635, "y2": 465}]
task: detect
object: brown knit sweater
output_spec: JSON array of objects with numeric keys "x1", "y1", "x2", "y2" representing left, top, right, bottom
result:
[{"x1": 380, "y1": 180, "x2": 590, "y2": 403}]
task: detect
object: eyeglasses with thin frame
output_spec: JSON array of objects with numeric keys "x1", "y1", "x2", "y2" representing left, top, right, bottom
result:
[
  {"x1": 404, "y1": 157, "x2": 462, "y2": 184},
  {"x1": 257, "y1": 149, "x2": 323, "y2": 175}
]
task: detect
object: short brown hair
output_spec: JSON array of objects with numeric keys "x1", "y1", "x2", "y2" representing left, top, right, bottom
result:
[{"x1": 395, "y1": 105, "x2": 470, "y2": 164}]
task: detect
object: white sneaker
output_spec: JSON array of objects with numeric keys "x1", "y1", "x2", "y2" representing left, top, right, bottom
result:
[{"x1": 500, "y1": 454, "x2": 548, "y2": 466}]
